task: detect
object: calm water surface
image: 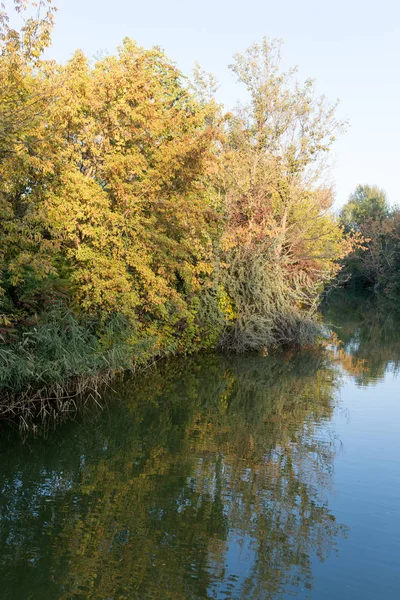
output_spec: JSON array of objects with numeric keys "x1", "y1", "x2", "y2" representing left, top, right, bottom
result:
[{"x1": 1, "y1": 297, "x2": 400, "y2": 599}]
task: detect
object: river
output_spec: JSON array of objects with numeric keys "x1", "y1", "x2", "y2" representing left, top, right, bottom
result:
[{"x1": 0, "y1": 296, "x2": 399, "y2": 599}]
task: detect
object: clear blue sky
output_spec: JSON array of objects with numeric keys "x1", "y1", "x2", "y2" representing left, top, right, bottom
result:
[{"x1": 48, "y1": 0, "x2": 400, "y2": 209}]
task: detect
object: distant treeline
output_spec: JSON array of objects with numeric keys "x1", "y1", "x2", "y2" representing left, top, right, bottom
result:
[
  {"x1": 339, "y1": 185, "x2": 400, "y2": 300},
  {"x1": 0, "y1": 0, "x2": 358, "y2": 406}
]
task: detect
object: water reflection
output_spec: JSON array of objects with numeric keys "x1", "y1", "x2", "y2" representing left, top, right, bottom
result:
[
  {"x1": 325, "y1": 292, "x2": 400, "y2": 385},
  {"x1": 0, "y1": 349, "x2": 349, "y2": 600}
]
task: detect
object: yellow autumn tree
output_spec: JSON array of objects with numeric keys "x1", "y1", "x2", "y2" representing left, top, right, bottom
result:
[
  {"x1": 0, "y1": 0, "x2": 57, "y2": 308},
  {"x1": 0, "y1": 2, "x2": 221, "y2": 354},
  {"x1": 37, "y1": 42, "x2": 220, "y2": 352}
]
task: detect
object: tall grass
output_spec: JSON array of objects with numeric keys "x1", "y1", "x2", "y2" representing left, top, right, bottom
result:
[{"x1": 0, "y1": 306, "x2": 136, "y2": 428}]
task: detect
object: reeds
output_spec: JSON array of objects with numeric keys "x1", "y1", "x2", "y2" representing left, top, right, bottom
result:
[{"x1": 0, "y1": 305, "x2": 135, "y2": 430}]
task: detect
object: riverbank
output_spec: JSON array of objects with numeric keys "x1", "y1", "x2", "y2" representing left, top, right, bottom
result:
[
  {"x1": 0, "y1": 302, "x2": 322, "y2": 430},
  {"x1": 3, "y1": 288, "x2": 398, "y2": 431}
]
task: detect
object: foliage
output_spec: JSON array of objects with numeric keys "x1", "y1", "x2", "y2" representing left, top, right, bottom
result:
[
  {"x1": 219, "y1": 246, "x2": 321, "y2": 351},
  {"x1": 340, "y1": 184, "x2": 389, "y2": 231},
  {"x1": 339, "y1": 185, "x2": 400, "y2": 298},
  {"x1": 214, "y1": 39, "x2": 357, "y2": 350},
  {"x1": 0, "y1": 29, "x2": 219, "y2": 352},
  {"x1": 0, "y1": 3, "x2": 356, "y2": 402},
  {"x1": 0, "y1": 0, "x2": 57, "y2": 308}
]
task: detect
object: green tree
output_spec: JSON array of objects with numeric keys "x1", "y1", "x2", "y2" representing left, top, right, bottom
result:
[
  {"x1": 340, "y1": 184, "x2": 389, "y2": 231},
  {"x1": 339, "y1": 185, "x2": 400, "y2": 297}
]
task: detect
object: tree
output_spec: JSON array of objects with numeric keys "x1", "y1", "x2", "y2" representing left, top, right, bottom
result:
[
  {"x1": 0, "y1": 8, "x2": 221, "y2": 355},
  {"x1": 0, "y1": 0, "x2": 58, "y2": 310},
  {"x1": 0, "y1": 5, "x2": 363, "y2": 402},
  {"x1": 216, "y1": 39, "x2": 356, "y2": 350},
  {"x1": 340, "y1": 184, "x2": 389, "y2": 231},
  {"x1": 339, "y1": 185, "x2": 400, "y2": 296}
]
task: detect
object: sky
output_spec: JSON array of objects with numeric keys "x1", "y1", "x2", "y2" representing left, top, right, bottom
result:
[{"x1": 44, "y1": 0, "x2": 400, "y2": 209}]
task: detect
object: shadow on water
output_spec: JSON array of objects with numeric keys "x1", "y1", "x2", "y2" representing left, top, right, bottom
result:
[{"x1": 1, "y1": 294, "x2": 399, "y2": 599}]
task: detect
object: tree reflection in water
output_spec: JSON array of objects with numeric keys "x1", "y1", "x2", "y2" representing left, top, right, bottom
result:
[
  {"x1": 325, "y1": 292, "x2": 400, "y2": 385},
  {"x1": 0, "y1": 348, "x2": 349, "y2": 600}
]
